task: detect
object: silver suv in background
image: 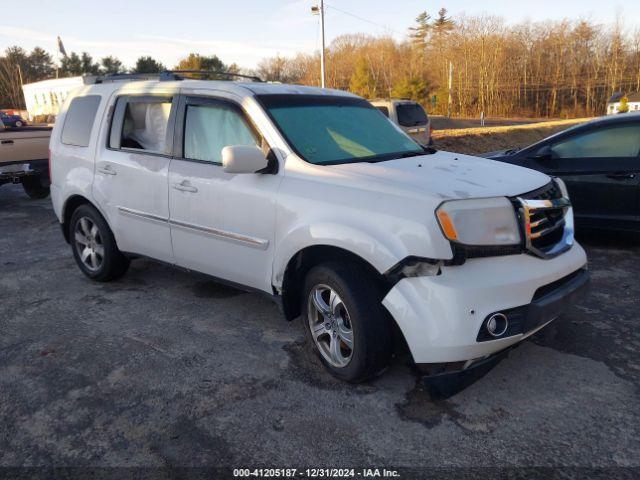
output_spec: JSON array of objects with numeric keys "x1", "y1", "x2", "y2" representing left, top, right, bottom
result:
[{"x1": 371, "y1": 99, "x2": 432, "y2": 145}]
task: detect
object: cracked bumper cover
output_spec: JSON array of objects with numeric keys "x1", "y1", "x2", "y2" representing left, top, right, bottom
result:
[{"x1": 382, "y1": 242, "x2": 588, "y2": 364}]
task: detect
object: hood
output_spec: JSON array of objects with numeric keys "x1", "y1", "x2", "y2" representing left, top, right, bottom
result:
[{"x1": 329, "y1": 150, "x2": 550, "y2": 200}]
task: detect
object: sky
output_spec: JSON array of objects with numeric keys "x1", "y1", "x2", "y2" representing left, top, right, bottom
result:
[{"x1": 1, "y1": 0, "x2": 638, "y2": 70}]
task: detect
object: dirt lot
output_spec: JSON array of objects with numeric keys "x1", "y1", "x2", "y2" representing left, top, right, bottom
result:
[
  {"x1": 430, "y1": 115, "x2": 553, "y2": 130},
  {"x1": 432, "y1": 118, "x2": 591, "y2": 155},
  {"x1": 1, "y1": 184, "x2": 639, "y2": 476}
]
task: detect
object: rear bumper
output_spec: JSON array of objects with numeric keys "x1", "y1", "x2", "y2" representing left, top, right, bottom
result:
[
  {"x1": 0, "y1": 160, "x2": 48, "y2": 186},
  {"x1": 0, "y1": 159, "x2": 49, "y2": 185},
  {"x1": 382, "y1": 243, "x2": 588, "y2": 363}
]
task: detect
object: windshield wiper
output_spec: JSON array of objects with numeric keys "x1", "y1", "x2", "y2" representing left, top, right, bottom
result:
[
  {"x1": 421, "y1": 145, "x2": 437, "y2": 154},
  {"x1": 367, "y1": 149, "x2": 435, "y2": 163},
  {"x1": 398, "y1": 151, "x2": 425, "y2": 158}
]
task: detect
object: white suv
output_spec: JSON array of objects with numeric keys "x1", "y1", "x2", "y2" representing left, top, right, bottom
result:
[{"x1": 50, "y1": 75, "x2": 589, "y2": 383}]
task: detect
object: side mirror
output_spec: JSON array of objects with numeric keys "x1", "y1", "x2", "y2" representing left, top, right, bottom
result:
[
  {"x1": 533, "y1": 145, "x2": 552, "y2": 160},
  {"x1": 222, "y1": 145, "x2": 269, "y2": 174}
]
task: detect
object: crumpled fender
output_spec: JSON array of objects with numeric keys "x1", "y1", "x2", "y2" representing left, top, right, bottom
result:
[{"x1": 273, "y1": 220, "x2": 428, "y2": 289}]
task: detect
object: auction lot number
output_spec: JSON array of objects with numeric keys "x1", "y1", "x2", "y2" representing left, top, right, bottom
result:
[{"x1": 233, "y1": 469, "x2": 400, "y2": 478}]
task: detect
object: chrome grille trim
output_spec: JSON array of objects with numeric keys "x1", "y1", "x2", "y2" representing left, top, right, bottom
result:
[{"x1": 516, "y1": 195, "x2": 574, "y2": 259}]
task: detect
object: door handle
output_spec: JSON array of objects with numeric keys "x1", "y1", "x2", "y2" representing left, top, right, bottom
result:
[
  {"x1": 98, "y1": 164, "x2": 117, "y2": 176},
  {"x1": 606, "y1": 172, "x2": 636, "y2": 180},
  {"x1": 1, "y1": 140, "x2": 14, "y2": 145},
  {"x1": 172, "y1": 181, "x2": 198, "y2": 193}
]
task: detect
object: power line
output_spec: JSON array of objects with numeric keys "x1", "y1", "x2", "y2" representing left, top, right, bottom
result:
[{"x1": 324, "y1": 2, "x2": 400, "y2": 37}]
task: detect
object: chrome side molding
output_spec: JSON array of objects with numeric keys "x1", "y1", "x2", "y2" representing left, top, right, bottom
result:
[
  {"x1": 118, "y1": 206, "x2": 269, "y2": 250},
  {"x1": 170, "y1": 219, "x2": 269, "y2": 250}
]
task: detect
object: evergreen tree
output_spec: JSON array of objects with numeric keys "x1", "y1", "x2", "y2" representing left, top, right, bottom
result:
[
  {"x1": 80, "y1": 52, "x2": 100, "y2": 75},
  {"x1": 133, "y1": 56, "x2": 165, "y2": 74},
  {"x1": 433, "y1": 8, "x2": 454, "y2": 35},
  {"x1": 100, "y1": 56, "x2": 124, "y2": 75},
  {"x1": 391, "y1": 76, "x2": 430, "y2": 102},
  {"x1": 60, "y1": 52, "x2": 83, "y2": 76},
  {"x1": 349, "y1": 58, "x2": 377, "y2": 98},
  {"x1": 409, "y1": 11, "x2": 431, "y2": 49},
  {"x1": 27, "y1": 47, "x2": 54, "y2": 80}
]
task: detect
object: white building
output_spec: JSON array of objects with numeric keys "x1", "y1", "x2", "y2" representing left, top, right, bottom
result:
[
  {"x1": 607, "y1": 92, "x2": 640, "y2": 115},
  {"x1": 21, "y1": 76, "x2": 88, "y2": 121}
]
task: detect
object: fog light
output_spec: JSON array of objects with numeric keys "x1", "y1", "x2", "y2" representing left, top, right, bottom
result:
[{"x1": 486, "y1": 313, "x2": 508, "y2": 337}]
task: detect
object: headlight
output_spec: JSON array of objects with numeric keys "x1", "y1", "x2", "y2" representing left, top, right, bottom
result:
[
  {"x1": 554, "y1": 177, "x2": 569, "y2": 198},
  {"x1": 436, "y1": 197, "x2": 521, "y2": 246}
]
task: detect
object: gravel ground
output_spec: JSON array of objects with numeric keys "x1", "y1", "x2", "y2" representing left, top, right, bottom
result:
[{"x1": 0, "y1": 184, "x2": 639, "y2": 475}]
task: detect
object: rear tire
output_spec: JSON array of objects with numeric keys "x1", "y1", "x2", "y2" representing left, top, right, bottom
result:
[
  {"x1": 69, "y1": 204, "x2": 130, "y2": 282},
  {"x1": 14, "y1": 120, "x2": 23, "y2": 128},
  {"x1": 22, "y1": 176, "x2": 50, "y2": 199},
  {"x1": 301, "y1": 261, "x2": 393, "y2": 383}
]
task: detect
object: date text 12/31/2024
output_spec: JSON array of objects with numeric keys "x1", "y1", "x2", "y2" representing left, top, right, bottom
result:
[{"x1": 233, "y1": 468, "x2": 401, "y2": 478}]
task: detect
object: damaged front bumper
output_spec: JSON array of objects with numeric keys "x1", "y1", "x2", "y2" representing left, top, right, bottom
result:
[{"x1": 382, "y1": 243, "x2": 588, "y2": 365}]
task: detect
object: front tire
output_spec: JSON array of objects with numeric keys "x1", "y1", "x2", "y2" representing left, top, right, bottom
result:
[
  {"x1": 302, "y1": 261, "x2": 393, "y2": 382},
  {"x1": 69, "y1": 204, "x2": 130, "y2": 282},
  {"x1": 14, "y1": 120, "x2": 23, "y2": 128}
]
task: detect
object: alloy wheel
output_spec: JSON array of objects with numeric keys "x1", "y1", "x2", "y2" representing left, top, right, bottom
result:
[
  {"x1": 74, "y1": 217, "x2": 104, "y2": 272},
  {"x1": 307, "y1": 284, "x2": 354, "y2": 367}
]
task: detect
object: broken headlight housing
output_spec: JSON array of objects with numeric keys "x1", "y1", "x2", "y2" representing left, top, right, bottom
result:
[{"x1": 436, "y1": 197, "x2": 521, "y2": 246}]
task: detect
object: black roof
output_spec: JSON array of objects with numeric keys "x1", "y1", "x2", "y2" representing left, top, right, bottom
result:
[{"x1": 608, "y1": 92, "x2": 640, "y2": 103}]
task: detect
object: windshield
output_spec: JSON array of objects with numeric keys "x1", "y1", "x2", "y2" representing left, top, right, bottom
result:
[
  {"x1": 257, "y1": 95, "x2": 424, "y2": 165},
  {"x1": 396, "y1": 103, "x2": 428, "y2": 127}
]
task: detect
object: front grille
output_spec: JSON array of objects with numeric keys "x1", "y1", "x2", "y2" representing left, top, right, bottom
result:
[
  {"x1": 523, "y1": 182, "x2": 561, "y2": 200},
  {"x1": 515, "y1": 181, "x2": 573, "y2": 258}
]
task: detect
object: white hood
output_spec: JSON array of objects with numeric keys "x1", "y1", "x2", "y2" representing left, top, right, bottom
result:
[{"x1": 329, "y1": 150, "x2": 550, "y2": 200}]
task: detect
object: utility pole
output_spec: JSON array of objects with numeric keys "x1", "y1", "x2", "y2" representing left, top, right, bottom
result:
[
  {"x1": 447, "y1": 60, "x2": 453, "y2": 118},
  {"x1": 312, "y1": 1, "x2": 326, "y2": 88},
  {"x1": 17, "y1": 64, "x2": 24, "y2": 87}
]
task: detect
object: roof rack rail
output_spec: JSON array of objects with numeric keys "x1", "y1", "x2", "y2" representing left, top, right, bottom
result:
[
  {"x1": 170, "y1": 70, "x2": 263, "y2": 82},
  {"x1": 87, "y1": 70, "x2": 263, "y2": 85},
  {"x1": 88, "y1": 72, "x2": 181, "y2": 84}
]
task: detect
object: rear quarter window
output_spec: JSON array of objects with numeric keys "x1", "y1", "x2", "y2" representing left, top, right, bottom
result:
[
  {"x1": 61, "y1": 95, "x2": 101, "y2": 147},
  {"x1": 396, "y1": 103, "x2": 428, "y2": 127}
]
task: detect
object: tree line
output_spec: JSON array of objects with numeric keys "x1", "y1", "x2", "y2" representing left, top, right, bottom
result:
[
  {"x1": 0, "y1": 48, "x2": 234, "y2": 109},
  {"x1": 2, "y1": 9, "x2": 640, "y2": 117},
  {"x1": 255, "y1": 9, "x2": 640, "y2": 118}
]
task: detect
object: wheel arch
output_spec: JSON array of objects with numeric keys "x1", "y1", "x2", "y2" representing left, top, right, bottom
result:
[
  {"x1": 279, "y1": 244, "x2": 391, "y2": 322},
  {"x1": 61, "y1": 194, "x2": 98, "y2": 243}
]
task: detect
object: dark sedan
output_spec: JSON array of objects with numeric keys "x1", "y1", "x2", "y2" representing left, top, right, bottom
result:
[
  {"x1": 0, "y1": 111, "x2": 27, "y2": 128},
  {"x1": 483, "y1": 113, "x2": 640, "y2": 233}
]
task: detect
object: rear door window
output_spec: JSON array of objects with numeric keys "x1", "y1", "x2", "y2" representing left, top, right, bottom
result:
[
  {"x1": 61, "y1": 95, "x2": 101, "y2": 147},
  {"x1": 109, "y1": 96, "x2": 173, "y2": 154},
  {"x1": 396, "y1": 103, "x2": 428, "y2": 127},
  {"x1": 551, "y1": 125, "x2": 640, "y2": 159}
]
